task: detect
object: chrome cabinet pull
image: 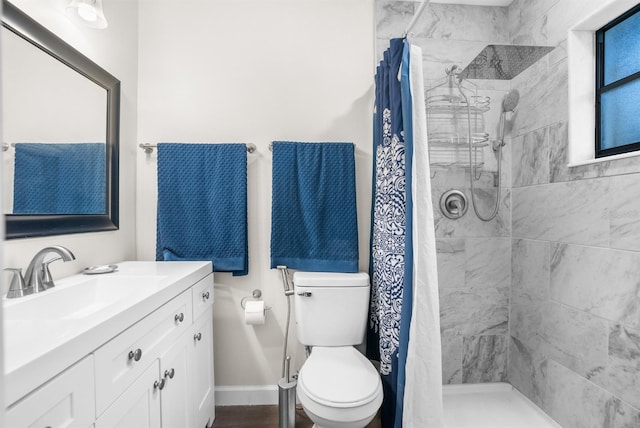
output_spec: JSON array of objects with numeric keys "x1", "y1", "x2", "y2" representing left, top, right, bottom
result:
[
  {"x1": 202, "y1": 291, "x2": 210, "y2": 301},
  {"x1": 174, "y1": 312, "x2": 184, "y2": 323},
  {"x1": 194, "y1": 332, "x2": 202, "y2": 341},
  {"x1": 128, "y1": 348, "x2": 142, "y2": 362},
  {"x1": 164, "y1": 368, "x2": 175, "y2": 379},
  {"x1": 153, "y1": 378, "x2": 166, "y2": 390}
]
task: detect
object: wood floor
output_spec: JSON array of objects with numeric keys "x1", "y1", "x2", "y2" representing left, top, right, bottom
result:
[{"x1": 212, "y1": 405, "x2": 381, "y2": 428}]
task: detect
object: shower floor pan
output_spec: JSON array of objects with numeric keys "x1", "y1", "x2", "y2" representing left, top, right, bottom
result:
[{"x1": 443, "y1": 383, "x2": 561, "y2": 428}]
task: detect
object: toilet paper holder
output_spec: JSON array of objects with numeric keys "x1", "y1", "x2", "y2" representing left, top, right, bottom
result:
[{"x1": 241, "y1": 289, "x2": 272, "y2": 311}]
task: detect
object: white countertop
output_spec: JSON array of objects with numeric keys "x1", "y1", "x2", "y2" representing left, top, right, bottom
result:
[{"x1": 3, "y1": 261, "x2": 212, "y2": 407}]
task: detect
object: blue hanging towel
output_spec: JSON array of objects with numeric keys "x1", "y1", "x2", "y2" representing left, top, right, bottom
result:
[
  {"x1": 156, "y1": 143, "x2": 248, "y2": 276},
  {"x1": 270, "y1": 141, "x2": 358, "y2": 272},
  {"x1": 13, "y1": 142, "x2": 106, "y2": 214}
]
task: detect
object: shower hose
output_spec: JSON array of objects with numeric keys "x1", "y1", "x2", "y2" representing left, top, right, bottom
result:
[{"x1": 456, "y1": 77, "x2": 504, "y2": 222}]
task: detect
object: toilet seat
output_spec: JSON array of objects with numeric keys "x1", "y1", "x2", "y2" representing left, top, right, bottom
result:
[{"x1": 298, "y1": 346, "x2": 382, "y2": 408}]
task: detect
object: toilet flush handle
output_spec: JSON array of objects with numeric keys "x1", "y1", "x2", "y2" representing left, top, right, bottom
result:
[{"x1": 297, "y1": 291, "x2": 312, "y2": 297}]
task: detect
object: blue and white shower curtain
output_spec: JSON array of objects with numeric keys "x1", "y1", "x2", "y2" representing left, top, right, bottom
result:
[{"x1": 368, "y1": 38, "x2": 444, "y2": 428}]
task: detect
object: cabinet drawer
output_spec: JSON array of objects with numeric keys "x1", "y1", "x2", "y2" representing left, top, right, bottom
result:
[
  {"x1": 5, "y1": 356, "x2": 95, "y2": 428},
  {"x1": 192, "y1": 273, "x2": 214, "y2": 320},
  {"x1": 94, "y1": 290, "x2": 192, "y2": 416}
]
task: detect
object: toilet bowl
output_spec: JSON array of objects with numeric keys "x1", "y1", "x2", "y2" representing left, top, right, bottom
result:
[{"x1": 297, "y1": 346, "x2": 383, "y2": 428}]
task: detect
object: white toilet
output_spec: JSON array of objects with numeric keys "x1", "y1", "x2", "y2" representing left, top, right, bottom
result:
[{"x1": 293, "y1": 272, "x2": 383, "y2": 428}]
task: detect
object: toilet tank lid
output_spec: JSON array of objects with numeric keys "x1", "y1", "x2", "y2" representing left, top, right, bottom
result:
[{"x1": 293, "y1": 272, "x2": 369, "y2": 287}]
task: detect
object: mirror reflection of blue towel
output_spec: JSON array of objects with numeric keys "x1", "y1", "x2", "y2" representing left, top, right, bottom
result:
[
  {"x1": 270, "y1": 142, "x2": 358, "y2": 272},
  {"x1": 156, "y1": 143, "x2": 248, "y2": 276},
  {"x1": 13, "y1": 143, "x2": 106, "y2": 214}
]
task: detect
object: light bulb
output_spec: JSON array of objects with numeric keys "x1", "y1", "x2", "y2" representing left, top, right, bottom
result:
[
  {"x1": 65, "y1": 0, "x2": 108, "y2": 29},
  {"x1": 77, "y1": 4, "x2": 98, "y2": 22}
]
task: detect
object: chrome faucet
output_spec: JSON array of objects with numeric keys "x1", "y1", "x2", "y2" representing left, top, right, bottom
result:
[{"x1": 23, "y1": 246, "x2": 76, "y2": 293}]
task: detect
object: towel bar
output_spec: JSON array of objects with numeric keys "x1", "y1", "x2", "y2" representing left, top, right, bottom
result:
[
  {"x1": 139, "y1": 142, "x2": 256, "y2": 154},
  {"x1": 267, "y1": 142, "x2": 359, "y2": 153}
]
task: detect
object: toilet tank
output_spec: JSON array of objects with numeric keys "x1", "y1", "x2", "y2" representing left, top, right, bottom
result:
[{"x1": 293, "y1": 272, "x2": 370, "y2": 347}]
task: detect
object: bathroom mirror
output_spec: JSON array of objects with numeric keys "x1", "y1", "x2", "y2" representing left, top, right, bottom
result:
[{"x1": 2, "y1": 0, "x2": 120, "y2": 239}]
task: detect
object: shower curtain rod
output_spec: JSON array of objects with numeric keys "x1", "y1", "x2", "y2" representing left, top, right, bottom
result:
[
  {"x1": 138, "y1": 142, "x2": 256, "y2": 154},
  {"x1": 404, "y1": 0, "x2": 430, "y2": 37}
]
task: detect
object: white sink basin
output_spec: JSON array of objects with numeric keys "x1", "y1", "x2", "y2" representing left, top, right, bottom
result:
[{"x1": 3, "y1": 275, "x2": 166, "y2": 321}]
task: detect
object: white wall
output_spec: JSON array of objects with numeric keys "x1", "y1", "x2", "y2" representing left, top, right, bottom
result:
[
  {"x1": 2, "y1": 0, "x2": 138, "y2": 289},
  {"x1": 136, "y1": 0, "x2": 375, "y2": 390}
]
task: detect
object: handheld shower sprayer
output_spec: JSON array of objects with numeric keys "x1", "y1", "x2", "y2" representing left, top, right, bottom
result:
[
  {"x1": 503, "y1": 89, "x2": 520, "y2": 113},
  {"x1": 278, "y1": 265, "x2": 295, "y2": 296},
  {"x1": 495, "y1": 89, "x2": 520, "y2": 150}
]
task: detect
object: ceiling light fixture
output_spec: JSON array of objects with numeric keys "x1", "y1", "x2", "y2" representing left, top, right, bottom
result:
[{"x1": 66, "y1": 0, "x2": 108, "y2": 29}]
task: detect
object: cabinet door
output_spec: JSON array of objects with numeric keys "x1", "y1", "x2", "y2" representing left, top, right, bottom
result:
[
  {"x1": 95, "y1": 361, "x2": 161, "y2": 428},
  {"x1": 191, "y1": 308, "x2": 215, "y2": 428},
  {"x1": 159, "y1": 332, "x2": 192, "y2": 428},
  {"x1": 5, "y1": 356, "x2": 95, "y2": 428}
]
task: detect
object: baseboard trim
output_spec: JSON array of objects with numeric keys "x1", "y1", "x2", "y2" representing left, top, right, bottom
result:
[{"x1": 216, "y1": 385, "x2": 279, "y2": 406}]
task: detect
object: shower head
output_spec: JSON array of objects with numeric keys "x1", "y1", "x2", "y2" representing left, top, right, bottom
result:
[
  {"x1": 460, "y1": 44, "x2": 555, "y2": 80},
  {"x1": 502, "y1": 90, "x2": 520, "y2": 113}
]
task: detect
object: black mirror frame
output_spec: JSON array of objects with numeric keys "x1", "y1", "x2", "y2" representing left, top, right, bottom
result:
[{"x1": 3, "y1": 0, "x2": 120, "y2": 239}]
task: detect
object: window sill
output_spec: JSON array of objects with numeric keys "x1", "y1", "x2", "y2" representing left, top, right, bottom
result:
[{"x1": 568, "y1": 149, "x2": 640, "y2": 167}]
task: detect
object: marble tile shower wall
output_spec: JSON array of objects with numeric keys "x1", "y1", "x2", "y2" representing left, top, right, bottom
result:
[
  {"x1": 508, "y1": 0, "x2": 640, "y2": 427},
  {"x1": 377, "y1": 1, "x2": 512, "y2": 385}
]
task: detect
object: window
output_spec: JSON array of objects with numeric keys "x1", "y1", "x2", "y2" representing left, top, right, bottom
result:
[{"x1": 595, "y1": 3, "x2": 640, "y2": 158}]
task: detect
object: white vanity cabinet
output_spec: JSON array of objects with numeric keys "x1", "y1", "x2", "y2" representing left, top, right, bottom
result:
[
  {"x1": 4, "y1": 262, "x2": 215, "y2": 428},
  {"x1": 96, "y1": 273, "x2": 215, "y2": 428}
]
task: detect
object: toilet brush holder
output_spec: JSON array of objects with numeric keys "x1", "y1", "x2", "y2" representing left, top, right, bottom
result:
[{"x1": 278, "y1": 377, "x2": 297, "y2": 428}]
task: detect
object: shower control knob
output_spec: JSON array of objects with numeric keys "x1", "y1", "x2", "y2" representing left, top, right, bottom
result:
[
  {"x1": 440, "y1": 190, "x2": 468, "y2": 220},
  {"x1": 174, "y1": 312, "x2": 184, "y2": 323},
  {"x1": 128, "y1": 348, "x2": 142, "y2": 362}
]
